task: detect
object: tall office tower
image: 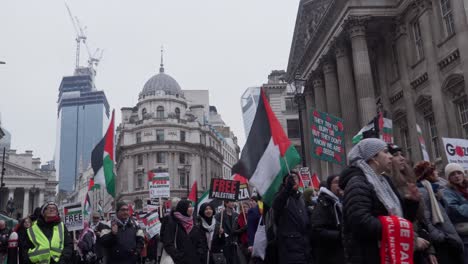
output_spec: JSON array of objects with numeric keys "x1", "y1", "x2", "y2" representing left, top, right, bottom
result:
[
  {"x1": 55, "y1": 67, "x2": 110, "y2": 192},
  {"x1": 240, "y1": 87, "x2": 261, "y2": 138}
]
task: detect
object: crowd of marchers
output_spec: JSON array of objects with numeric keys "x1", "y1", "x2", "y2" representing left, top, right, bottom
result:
[{"x1": 2, "y1": 137, "x2": 468, "y2": 264}]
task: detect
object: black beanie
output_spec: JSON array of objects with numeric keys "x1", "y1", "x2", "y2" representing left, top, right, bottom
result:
[{"x1": 175, "y1": 199, "x2": 191, "y2": 217}]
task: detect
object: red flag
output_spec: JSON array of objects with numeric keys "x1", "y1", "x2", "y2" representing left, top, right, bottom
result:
[
  {"x1": 231, "y1": 173, "x2": 248, "y2": 184},
  {"x1": 311, "y1": 173, "x2": 321, "y2": 189},
  {"x1": 188, "y1": 181, "x2": 197, "y2": 202},
  {"x1": 128, "y1": 203, "x2": 134, "y2": 217},
  {"x1": 147, "y1": 171, "x2": 155, "y2": 181}
]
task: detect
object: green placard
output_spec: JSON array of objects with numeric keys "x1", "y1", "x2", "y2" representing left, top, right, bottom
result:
[{"x1": 310, "y1": 109, "x2": 345, "y2": 165}]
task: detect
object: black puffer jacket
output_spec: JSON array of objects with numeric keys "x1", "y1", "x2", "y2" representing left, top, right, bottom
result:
[
  {"x1": 161, "y1": 214, "x2": 205, "y2": 264},
  {"x1": 272, "y1": 186, "x2": 310, "y2": 264},
  {"x1": 310, "y1": 189, "x2": 344, "y2": 264},
  {"x1": 100, "y1": 218, "x2": 144, "y2": 264},
  {"x1": 22, "y1": 217, "x2": 74, "y2": 264},
  {"x1": 339, "y1": 166, "x2": 417, "y2": 264}
]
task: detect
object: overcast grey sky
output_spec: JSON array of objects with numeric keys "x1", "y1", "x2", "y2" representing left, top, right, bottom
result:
[{"x1": 0, "y1": 1, "x2": 299, "y2": 162}]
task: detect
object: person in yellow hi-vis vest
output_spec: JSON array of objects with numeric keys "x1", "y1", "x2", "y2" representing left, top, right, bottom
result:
[{"x1": 22, "y1": 202, "x2": 73, "y2": 264}]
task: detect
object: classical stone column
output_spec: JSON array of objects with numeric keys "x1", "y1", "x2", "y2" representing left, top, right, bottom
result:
[
  {"x1": 303, "y1": 81, "x2": 322, "y2": 178},
  {"x1": 394, "y1": 19, "x2": 423, "y2": 162},
  {"x1": 312, "y1": 72, "x2": 328, "y2": 177},
  {"x1": 334, "y1": 39, "x2": 360, "y2": 154},
  {"x1": 345, "y1": 16, "x2": 377, "y2": 126},
  {"x1": 38, "y1": 191, "x2": 45, "y2": 205},
  {"x1": 322, "y1": 57, "x2": 342, "y2": 117},
  {"x1": 8, "y1": 188, "x2": 14, "y2": 200},
  {"x1": 23, "y1": 188, "x2": 30, "y2": 217},
  {"x1": 417, "y1": 1, "x2": 449, "y2": 157},
  {"x1": 451, "y1": 0, "x2": 468, "y2": 99}
]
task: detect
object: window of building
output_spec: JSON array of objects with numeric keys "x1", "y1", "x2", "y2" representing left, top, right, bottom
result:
[
  {"x1": 179, "y1": 170, "x2": 187, "y2": 187},
  {"x1": 136, "y1": 132, "x2": 141, "y2": 143},
  {"x1": 136, "y1": 174, "x2": 144, "y2": 190},
  {"x1": 458, "y1": 98, "x2": 468, "y2": 138},
  {"x1": 426, "y1": 115, "x2": 441, "y2": 158},
  {"x1": 141, "y1": 108, "x2": 147, "y2": 119},
  {"x1": 287, "y1": 119, "x2": 300, "y2": 138},
  {"x1": 157, "y1": 106, "x2": 165, "y2": 118},
  {"x1": 156, "y1": 129, "x2": 164, "y2": 142},
  {"x1": 179, "y1": 153, "x2": 186, "y2": 164},
  {"x1": 285, "y1": 97, "x2": 297, "y2": 112},
  {"x1": 175, "y1": 107, "x2": 180, "y2": 119},
  {"x1": 412, "y1": 19, "x2": 424, "y2": 61},
  {"x1": 156, "y1": 152, "x2": 166, "y2": 163},
  {"x1": 440, "y1": 0, "x2": 455, "y2": 36},
  {"x1": 180, "y1": 131, "x2": 186, "y2": 142},
  {"x1": 137, "y1": 154, "x2": 143, "y2": 166}
]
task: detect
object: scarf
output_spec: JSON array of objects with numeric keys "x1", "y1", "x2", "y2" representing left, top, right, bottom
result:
[
  {"x1": 455, "y1": 182, "x2": 468, "y2": 200},
  {"x1": 202, "y1": 217, "x2": 216, "y2": 250},
  {"x1": 378, "y1": 216, "x2": 414, "y2": 264},
  {"x1": 354, "y1": 160, "x2": 403, "y2": 217},
  {"x1": 174, "y1": 212, "x2": 193, "y2": 234},
  {"x1": 319, "y1": 187, "x2": 342, "y2": 225},
  {"x1": 421, "y1": 180, "x2": 444, "y2": 224}
]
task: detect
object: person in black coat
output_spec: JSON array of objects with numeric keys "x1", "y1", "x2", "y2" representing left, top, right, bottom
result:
[
  {"x1": 198, "y1": 203, "x2": 225, "y2": 264},
  {"x1": 89, "y1": 213, "x2": 108, "y2": 263},
  {"x1": 310, "y1": 175, "x2": 344, "y2": 264},
  {"x1": 272, "y1": 171, "x2": 310, "y2": 264},
  {"x1": 339, "y1": 138, "x2": 418, "y2": 264},
  {"x1": 161, "y1": 199, "x2": 205, "y2": 264},
  {"x1": 100, "y1": 202, "x2": 145, "y2": 264}
]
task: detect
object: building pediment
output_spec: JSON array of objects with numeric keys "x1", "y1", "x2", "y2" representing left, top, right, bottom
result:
[{"x1": 3, "y1": 161, "x2": 48, "y2": 180}]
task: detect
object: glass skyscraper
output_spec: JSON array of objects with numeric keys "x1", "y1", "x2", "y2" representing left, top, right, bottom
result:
[{"x1": 55, "y1": 67, "x2": 109, "y2": 192}]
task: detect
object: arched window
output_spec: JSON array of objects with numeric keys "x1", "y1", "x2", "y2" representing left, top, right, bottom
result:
[
  {"x1": 175, "y1": 107, "x2": 180, "y2": 119},
  {"x1": 157, "y1": 106, "x2": 164, "y2": 118},
  {"x1": 141, "y1": 108, "x2": 147, "y2": 119}
]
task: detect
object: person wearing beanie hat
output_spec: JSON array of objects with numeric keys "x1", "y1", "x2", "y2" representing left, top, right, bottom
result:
[
  {"x1": 415, "y1": 162, "x2": 464, "y2": 264},
  {"x1": 100, "y1": 201, "x2": 144, "y2": 264},
  {"x1": 310, "y1": 174, "x2": 344, "y2": 264},
  {"x1": 197, "y1": 203, "x2": 225, "y2": 264},
  {"x1": 339, "y1": 138, "x2": 411, "y2": 264},
  {"x1": 443, "y1": 163, "x2": 468, "y2": 262},
  {"x1": 161, "y1": 199, "x2": 204, "y2": 264},
  {"x1": 22, "y1": 202, "x2": 74, "y2": 264}
]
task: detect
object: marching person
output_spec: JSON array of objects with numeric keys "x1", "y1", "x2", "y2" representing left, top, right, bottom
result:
[
  {"x1": 22, "y1": 202, "x2": 74, "y2": 264},
  {"x1": 215, "y1": 201, "x2": 239, "y2": 264},
  {"x1": 101, "y1": 202, "x2": 145, "y2": 264},
  {"x1": 272, "y1": 171, "x2": 310, "y2": 264},
  {"x1": 442, "y1": 163, "x2": 468, "y2": 263},
  {"x1": 198, "y1": 203, "x2": 225, "y2": 264},
  {"x1": 90, "y1": 212, "x2": 108, "y2": 264},
  {"x1": 77, "y1": 221, "x2": 97, "y2": 264},
  {"x1": 0, "y1": 220, "x2": 10, "y2": 263},
  {"x1": 414, "y1": 161, "x2": 464, "y2": 264}
]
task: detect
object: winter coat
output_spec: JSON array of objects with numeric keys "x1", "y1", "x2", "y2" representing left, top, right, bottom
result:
[
  {"x1": 78, "y1": 231, "x2": 95, "y2": 257},
  {"x1": 310, "y1": 189, "x2": 344, "y2": 264},
  {"x1": 339, "y1": 166, "x2": 417, "y2": 264},
  {"x1": 100, "y1": 218, "x2": 144, "y2": 264},
  {"x1": 91, "y1": 221, "x2": 108, "y2": 259},
  {"x1": 198, "y1": 219, "x2": 225, "y2": 264},
  {"x1": 0, "y1": 227, "x2": 10, "y2": 253},
  {"x1": 444, "y1": 185, "x2": 468, "y2": 224},
  {"x1": 161, "y1": 214, "x2": 205, "y2": 264},
  {"x1": 418, "y1": 184, "x2": 464, "y2": 263},
  {"x1": 272, "y1": 186, "x2": 310, "y2": 264},
  {"x1": 22, "y1": 217, "x2": 73, "y2": 264}
]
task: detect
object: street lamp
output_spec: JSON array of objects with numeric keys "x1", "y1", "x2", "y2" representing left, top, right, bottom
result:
[
  {"x1": 184, "y1": 164, "x2": 192, "y2": 198},
  {"x1": 293, "y1": 73, "x2": 307, "y2": 167}
]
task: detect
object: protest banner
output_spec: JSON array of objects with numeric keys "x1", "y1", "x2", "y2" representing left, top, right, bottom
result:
[
  {"x1": 299, "y1": 167, "x2": 312, "y2": 188},
  {"x1": 209, "y1": 178, "x2": 240, "y2": 201},
  {"x1": 145, "y1": 211, "x2": 162, "y2": 239},
  {"x1": 146, "y1": 200, "x2": 159, "y2": 212},
  {"x1": 149, "y1": 172, "x2": 170, "y2": 199},
  {"x1": 442, "y1": 137, "x2": 468, "y2": 169},
  {"x1": 63, "y1": 202, "x2": 84, "y2": 231},
  {"x1": 231, "y1": 174, "x2": 250, "y2": 201},
  {"x1": 310, "y1": 109, "x2": 345, "y2": 165}
]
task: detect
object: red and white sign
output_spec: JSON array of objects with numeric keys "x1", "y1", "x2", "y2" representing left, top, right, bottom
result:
[{"x1": 442, "y1": 137, "x2": 468, "y2": 169}]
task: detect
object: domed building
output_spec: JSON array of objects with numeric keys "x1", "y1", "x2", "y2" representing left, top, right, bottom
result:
[{"x1": 116, "y1": 59, "x2": 237, "y2": 208}]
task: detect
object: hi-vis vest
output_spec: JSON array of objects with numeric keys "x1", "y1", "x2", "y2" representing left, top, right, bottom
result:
[{"x1": 27, "y1": 222, "x2": 64, "y2": 264}]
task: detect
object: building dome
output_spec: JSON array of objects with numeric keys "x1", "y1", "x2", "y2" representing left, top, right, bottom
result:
[{"x1": 140, "y1": 66, "x2": 182, "y2": 98}]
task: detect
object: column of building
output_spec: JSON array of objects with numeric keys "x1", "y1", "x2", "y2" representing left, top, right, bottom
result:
[
  {"x1": 451, "y1": 0, "x2": 468, "y2": 98},
  {"x1": 394, "y1": 18, "x2": 423, "y2": 162},
  {"x1": 334, "y1": 38, "x2": 360, "y2": 154},
  {"x1": 345, "y1": 16, "x2": 377, "y2": 126},
  {"x1": 23, "y1": 188, "x2": 29, "y2": 217},
  {"x1": 303, "y1": 81, "x2": 322, "y2": 178},
  {"x1": 311, "y1": 72, "x2": 328, "y2": 177}
]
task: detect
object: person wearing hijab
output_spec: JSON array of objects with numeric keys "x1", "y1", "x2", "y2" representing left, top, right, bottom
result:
[
  {"x1": 161, "y1": 199, "x2": 205, "y2": 264},
  {"x1": 339, "y1": 138, "x2": 416, "y2": 264},
  {"x1": 414, "y1": 161, "x2": 464, "y2": 264},
  {"x1": 198, "y1": 203, "x2": 225, "y2": 264},
  {"x1": 77, "y1": 221, "x2": 96, "y2": 264}
]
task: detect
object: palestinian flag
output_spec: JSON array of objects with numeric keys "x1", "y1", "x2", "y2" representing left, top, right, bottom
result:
[
  {"x1": 91, "y1": 110, "x2": 116, "y2": 197},
  {"x1": 64, "y1": 203, "x2": 81, "y2": 216},
  {"x1": 378, "y1": 112, "x2": 393, "y2": 143},
  {"x1": 84, "y1": 193, "x2": 92, "y2": 216},
  {"x1": 233, "y1": 89, "x2": 301, "y2": 206},
  {"x1": 188, "y1": 181, "x2": 197, "y2": 202},
  {"x1": 352, "y1": 112, "x2": 393, "y2": 144}
]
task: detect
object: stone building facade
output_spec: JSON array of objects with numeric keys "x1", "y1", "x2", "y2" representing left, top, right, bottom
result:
[
  {"x1": 116, "y1": 63, "x2": 237, "y2": 208},
  {"x1": 287, "y1": 0, "x2": 468, "y2": 175}
]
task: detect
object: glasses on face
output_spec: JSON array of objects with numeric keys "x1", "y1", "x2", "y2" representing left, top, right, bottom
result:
[{"x1": 46, "y1": 207, "x2": 57, "y2": 212}]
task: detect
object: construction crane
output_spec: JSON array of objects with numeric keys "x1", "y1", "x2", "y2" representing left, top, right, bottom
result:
[{"x1": 65, "y1": 3, "x2": 103, "y2": 72}]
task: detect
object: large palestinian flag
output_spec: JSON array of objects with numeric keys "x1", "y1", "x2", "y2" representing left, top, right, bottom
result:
[
  {"x1": 91, "y1": 110, "x2": 116, "y2": 197},
  {"x1": 233, "y1": 89, "x2": 301, "y2": 206}
]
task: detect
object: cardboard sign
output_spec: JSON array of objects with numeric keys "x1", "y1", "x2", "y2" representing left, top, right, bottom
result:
[
  {"x1": 209, "y1": 178, "x2": 240, "y2": 201},
  {"x1": 63, "y1": 202, "x2": 84, "y2": 231},
  {"x1": 299, "y1": 167, "x2": 312, "y2": 188},
  {"x1": 237, "y1": 182, "x2": 250, "y2": 201},
  {"x1": 149, "y1": 172, "x2": 170, "y2": 198},
  {"x1": 146, "y1": 200, "x2": 159, "y2": 212},
  {"x1": 310, "y1": 109, "x2": 345, "y2": 165},
  {"x1": 443, "y1": 137, "x2": 468, "y2": 169},
  {"x1": 145, "y1": 211, "x2": 162, "y2": 238}
]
